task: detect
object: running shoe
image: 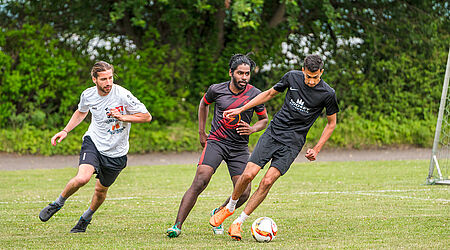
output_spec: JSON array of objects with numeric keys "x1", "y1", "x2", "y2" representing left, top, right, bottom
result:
[
  {"x1": 209, "y1": 207, "x2": 234, "y2": 227},
  {"x1": 228, "y1": 222, "x2": 243, "y2": 241},
  {"x1": 166, "y1": 225, "x2": 181, "y2": 238},
  {"x1": 70, "y1": 216, "x2": 91, "y2": 233},
  {"x1": 39, "y1": 202, "x2": 62, "y2": 222},
  {"x1": 210, "y1": 208, "x2": 224, "y2": 234}
]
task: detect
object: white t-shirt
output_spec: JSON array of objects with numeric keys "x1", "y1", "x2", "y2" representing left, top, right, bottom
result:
[{"x1": 78, "y1": 84, "x2": 149, "y2": 157}]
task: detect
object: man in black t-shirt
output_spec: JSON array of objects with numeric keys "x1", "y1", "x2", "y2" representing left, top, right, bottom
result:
[
  {"x1": 166, "y1": 54, "x2": 268, "y2": 238},
  {"x1": 210, "y1": 54, "x2": 339, "y2": 241}
]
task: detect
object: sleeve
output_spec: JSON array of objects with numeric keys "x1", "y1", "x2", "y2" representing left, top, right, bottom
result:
[
  {"x1": 123, "y1": 90, "x2": 149, "y2": 114},
  {"x1": 254, "y1": 103, "x2": 267, "y2": 116},
  {"x1": 273, "y1": 71, "x2": 291, "y2": 92},
  {"x1": 325, "y1": 90, "x2": 339, "y2": 116},
  {"x1": 77, "y1": 91, "x2": 90, "y2": 112},
  {"x1": 203, "y1": 84, "x2": 216, "y2": 105}
]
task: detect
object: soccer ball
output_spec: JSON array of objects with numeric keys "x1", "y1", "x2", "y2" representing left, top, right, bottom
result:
[{"x1": 251, "y1": 217, "x2": 278, "y2": 242}]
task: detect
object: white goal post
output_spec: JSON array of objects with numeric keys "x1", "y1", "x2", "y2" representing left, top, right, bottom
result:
[{"x1": 427, "y1": 47, "x2": 450, "y2": 185}]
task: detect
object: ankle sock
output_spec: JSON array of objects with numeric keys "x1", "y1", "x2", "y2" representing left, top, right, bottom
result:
[
  {"x1": 81, "y1": 208, "x2": 95, "y2": 221},
  {"x1": 226, "y1": 198, "x2": 238, "y2": 212},
  {"x1": 233, "y1": 211, "x2": 249, "y2": 224},
  {"x1": 54, "y1": 195, "x2": 67, "y2": 207}
]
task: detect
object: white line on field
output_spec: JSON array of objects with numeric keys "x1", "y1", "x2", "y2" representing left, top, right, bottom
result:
[
  {"x1": 0, "y1": 189, "x2": 448, "y2": 204},
  {"x1": 283, "y1": 189, "x2": 450, "y2": 202}
]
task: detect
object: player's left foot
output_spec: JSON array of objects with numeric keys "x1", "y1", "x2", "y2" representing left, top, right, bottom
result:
[
  {"x1": 166, "y1": 225, "x2": 181, "y2": 238},
  {"x1": 70, "y1": 216, "x2": 91, "y2": 233},
  {"x1": 209, "y1": 207, "x2": 233, "y2": 227},
  {"x1": 39, "y1": 202, "x2": 62, "y2": 222},
  {"x1": 228, "y1": 222, "x2": 243, "y2": 241},
  {"x1": 210, "y1": 208, "x2": 224, "y2": 235}
]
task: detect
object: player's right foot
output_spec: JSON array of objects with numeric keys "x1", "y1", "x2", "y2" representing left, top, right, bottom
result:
[
  {"x1": 228, "y1": 222, "x2": 242, "y2": 241},
  {"x1": 209, "y1": 207, "x2": 233, "y2": 227},
  {"x1": 210, "y1": 208, "x2": 224, "y2": 234},
  {"x1": 166, "y1": 225, "x2": 181, "y2": 238},
  {"x1": 39, "y1": 202, "x2": 62, "y2": 222}
]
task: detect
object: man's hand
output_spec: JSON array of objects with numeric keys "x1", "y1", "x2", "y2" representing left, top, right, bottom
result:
[
  {"x1": 305, "y1": 148, "x2": 318, "y2": 161},
  {"x1": 109, "y1": 108, "x2": 124, "y2": 121},
  {"x1": 223, "y1": 107, "x2": 243, "y2": 119},
  {"x1": 199, "y1": 131, "x2": 208, "y2": 148},
  {"x1": 236, "y1": 121, "x2": 255, "y2": 135},
  {"x1": 51, "y1": 130, "x2": 68, "y2": 146}
]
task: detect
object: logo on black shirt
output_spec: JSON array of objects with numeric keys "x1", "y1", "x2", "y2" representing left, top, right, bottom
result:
[
  {"x1": 223, "y1": 114, "x2": 241, "y2": 129},
  {"x1": 290, "y1": 98, "x2": 310, "y2": 113}
]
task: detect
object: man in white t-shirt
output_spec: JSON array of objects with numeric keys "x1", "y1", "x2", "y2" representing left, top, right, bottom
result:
[{"x1": 39, "y1": 61, "x2": 151, "y2": 233}]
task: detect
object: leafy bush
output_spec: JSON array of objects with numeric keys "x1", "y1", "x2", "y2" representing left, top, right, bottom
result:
[
  {"x1": 0, "y1": 110, "x2": 435, "y2": 155},
  {"x1": 0, "y1": 24, "x2": 89, "y2": 128}
]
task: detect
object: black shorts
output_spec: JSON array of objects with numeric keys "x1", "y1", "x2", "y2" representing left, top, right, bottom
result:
[
  {"x1": 79, "y1": 136, "x2": 127, "y2": 187},
  {"x1": 248, "y1": 132, "x2": 303, "y2": 175},
  {"x1": 198, "y1": 140, "x2": 249, "y2": 177}
]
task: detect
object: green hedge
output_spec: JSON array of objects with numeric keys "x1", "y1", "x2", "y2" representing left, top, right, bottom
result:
[{"x1": 0, "y1": 110, "x2": 435, "y2": 156}]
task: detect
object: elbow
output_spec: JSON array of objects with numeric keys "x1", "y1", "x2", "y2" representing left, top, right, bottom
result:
[
  {"x1": 262, "y1": 118, "x2": 269, "y2": 128},
  {"x1": 146, "y1": 113, "x2": 152, "y2": 123}
]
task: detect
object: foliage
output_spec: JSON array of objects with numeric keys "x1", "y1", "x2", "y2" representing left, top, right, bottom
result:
[
  {"x1": 0, "y1": 24, "x2": 88, "y2": 128},
  {"x1": 0, "y1": 160, "x2": 449, "y2": 248},
  {"x1": 0, "y1": 110, "x2": 436, "y2": 155},
  {"x1": 0, "y1": 0, "x2": 449, "y2": 151}
]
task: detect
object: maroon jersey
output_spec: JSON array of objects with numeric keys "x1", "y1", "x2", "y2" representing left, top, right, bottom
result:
[{"x1": 203, "y1": 81, "x2": 266, "y2": 147}]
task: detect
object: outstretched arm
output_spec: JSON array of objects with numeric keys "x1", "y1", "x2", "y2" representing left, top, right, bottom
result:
[
  {"x1": 305, "y1": 113, "x2": 337, "y2": 161},
  {"x1": 224, "y1": 88, "x2": 279, "y2": 118},
  {"x1": 51, "y1": 110, "x2": 89, "y2": 146},
  {"x1": 198, "y1": 98, "x2": 209, "y2": 147}
]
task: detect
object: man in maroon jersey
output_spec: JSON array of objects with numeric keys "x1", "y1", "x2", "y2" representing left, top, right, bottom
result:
[{"x1": 167, "y1": 54, "x2": 268, "y2": 238}]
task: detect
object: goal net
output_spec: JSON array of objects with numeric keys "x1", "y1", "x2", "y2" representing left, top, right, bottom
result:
[{"x1": 427, "y1": 48, "x2": 450, "y2": 185}]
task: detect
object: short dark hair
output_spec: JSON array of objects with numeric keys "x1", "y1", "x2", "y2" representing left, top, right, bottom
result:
[
  {"x1": 229, "y1": 53, "x2": 256, "y2": 73},
  {"x1": 91, "y1": 61, "x2": 114, "y2": 78},
  {"x1": 303, "y1": 55, "x2": 324, "y2": 72}
]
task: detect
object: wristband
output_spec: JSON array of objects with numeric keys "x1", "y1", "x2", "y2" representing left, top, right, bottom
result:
[{"x1": 63, "y1": 129, "x2": 69, "y2": 134}]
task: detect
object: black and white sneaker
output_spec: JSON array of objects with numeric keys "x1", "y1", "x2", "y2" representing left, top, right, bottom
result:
[
  {"x1": 39, "y1": 202, "x2": 62, "y2": 222},
  {"x1": 70, "y1": 217, "x2": 91, "y2": 233}
]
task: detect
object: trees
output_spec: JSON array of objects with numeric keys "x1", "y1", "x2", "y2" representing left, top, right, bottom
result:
[{"x1": 0, "y1": 0, "x2": 448, "y2": 128}]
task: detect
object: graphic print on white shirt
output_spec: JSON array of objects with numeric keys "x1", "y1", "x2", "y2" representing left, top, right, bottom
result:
[{"x1": 78, "y1": 84, "x2": 148, "y2": 157}]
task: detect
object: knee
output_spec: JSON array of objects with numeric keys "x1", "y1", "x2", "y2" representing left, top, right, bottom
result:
[
  {"x1": 73, "y1": 175, "x2": 91, "y2": 186},
  {"x1": 241, "y1": 172, "x2": 255, "y2": 183},
  {"x1": 191, "y1": 177, "x2": 209, "y2": 192},
  {"x1": 94, "y1": 186, "x2": 108, "y2": 197},
  {"x1": 260, "y1": 177, "x2": 275, "y2": 190}
]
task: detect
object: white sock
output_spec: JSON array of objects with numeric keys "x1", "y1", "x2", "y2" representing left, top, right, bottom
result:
[
  {"x1": 233, "y1": 211, "x2": 249, "y2": 224},
  {"x1": 226, "y1": 198, "x2": 238, "y2": 212}
]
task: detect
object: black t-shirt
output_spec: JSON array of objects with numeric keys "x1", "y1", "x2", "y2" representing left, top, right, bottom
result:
[
  {"x1": 267, "y1": 70, "x2": 339, "y2": 148},
  {"x1": 203, "y1": 81, "x2": 266, "y2": 147}
]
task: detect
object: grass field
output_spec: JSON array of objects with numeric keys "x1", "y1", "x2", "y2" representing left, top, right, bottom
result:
[{"x1": 0, "y1": 159, "x2": 448, "y2": 249}]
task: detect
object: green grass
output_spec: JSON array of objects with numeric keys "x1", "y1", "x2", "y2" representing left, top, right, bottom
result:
[{"x1": 0, "y1": 160, "x2": 448, "y2": 249}]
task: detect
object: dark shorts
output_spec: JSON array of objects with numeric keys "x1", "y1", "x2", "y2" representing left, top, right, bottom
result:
[
  {"x1": 79, "y1": 136, "x2": 127, "y2": 187},
  {"x1": 198, "y1": 140, "x2": 249, "y2": 177},
  {"x1": 248, "y1": 132, "x2": 303, "y2": 175}
]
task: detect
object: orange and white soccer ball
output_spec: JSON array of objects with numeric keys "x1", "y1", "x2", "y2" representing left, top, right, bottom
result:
[{"x1": 251, "y1": 217, "x2": 278, "y2": 242}]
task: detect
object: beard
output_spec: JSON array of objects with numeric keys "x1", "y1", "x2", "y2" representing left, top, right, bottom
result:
[
  {"x1": 97, "y1": 84, "x2": 112, "y2": 95},
  {"x1": 232, "y1": 76, "x2": 248, "y2": 90}
]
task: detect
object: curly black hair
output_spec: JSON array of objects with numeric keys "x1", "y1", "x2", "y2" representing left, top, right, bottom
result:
[
  {"x1": 229, "y1": 53, "x2": 256, "y2": 73},
  {"x1": 303, "y1": 55, "x2": 324, "y2": 72}
]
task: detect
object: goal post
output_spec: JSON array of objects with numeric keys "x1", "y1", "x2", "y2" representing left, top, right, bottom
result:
[{"x1": 427, "y1": 47, "x2": 450, "y2": 185}]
